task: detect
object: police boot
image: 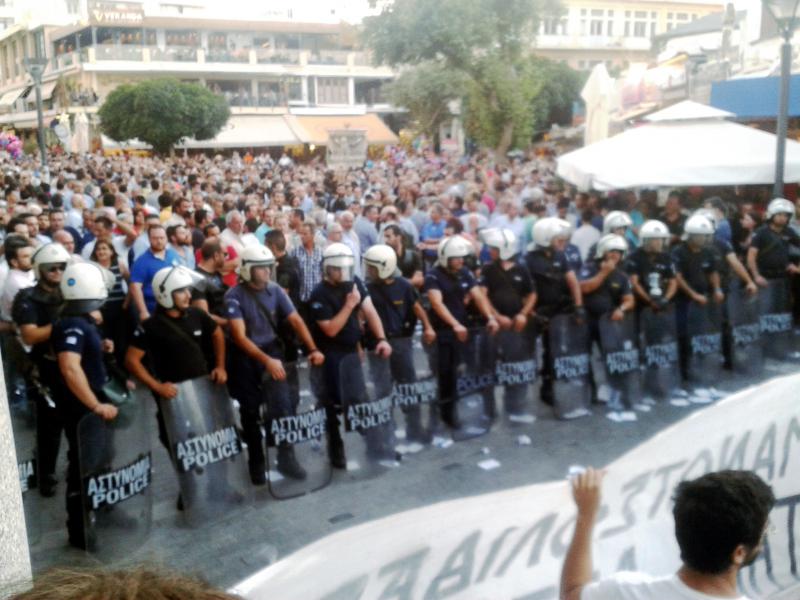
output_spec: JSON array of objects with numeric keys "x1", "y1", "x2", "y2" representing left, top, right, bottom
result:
[
  {"x1": 327, "y1": 436, "x2": 346, "y2": 470},
  {"x1": 248, "y1": 460, "x2": 267, "y2": 486},
  {"x1": 277, "y1": 445, "x2": 307, "y2": 480}
]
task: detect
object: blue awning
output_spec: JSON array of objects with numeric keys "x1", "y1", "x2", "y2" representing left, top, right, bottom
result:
[{"x1": 710, "y1": 74, "x2": 800, "y2": 119}]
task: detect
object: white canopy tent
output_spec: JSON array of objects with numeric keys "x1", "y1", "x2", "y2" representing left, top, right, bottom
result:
[{"x1": 556, "y1": 100, "x2": 800, "y2": 190}]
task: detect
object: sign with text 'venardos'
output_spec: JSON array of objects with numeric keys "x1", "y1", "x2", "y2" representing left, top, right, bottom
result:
[{"x1": 233, "y1": 374, "x2": 800, "y2": 600}]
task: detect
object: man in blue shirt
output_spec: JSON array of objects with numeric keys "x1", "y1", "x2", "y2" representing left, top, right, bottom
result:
[
  {"x1": 130, "y1": 224, "x2": 179, "y2": 321},
  {"x1": 418, "y1": 204, "x2": 447, "y2": 268}
]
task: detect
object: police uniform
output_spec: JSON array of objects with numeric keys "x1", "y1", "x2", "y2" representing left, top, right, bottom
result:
[
  {"x1": 274, "y1": 254, "x2": 302, "y2": 361},
  {"x1": 564, "y1": 243, "x2": 583, "y2": 273},
  {"x1": 129, "y1": 307, "x2": 217, "y2": 449},
  {"x1": 424, "y1": 265, "x2": 476, "y2": 424},
  {"x1": 671, "y1": 242, "x2": 719, "y2": 381},
  {"x1": 751, "y1": 224, "x2": 800, "y2": 280},
  {"x1": 51, "y1": 314, "x2": 108, "y2": 549},
  {"x1": 224, "y1": 282, "x2": 296, "y2": 477},
  {"x1": 367, "y1": 275, "x2": 426, "y2": 440},
  {"x1": 309, "y1": 276, "x2": 369, "y2": 449},
  {"x1": 12, "y1": 285, "x2": 64, "y2": 493},
  {"x1": 624, "y1": 247, "x2": 676, "y2": 311},
  {"x1": 524, "y1": 248, "x2": 576, "y2": 403}
]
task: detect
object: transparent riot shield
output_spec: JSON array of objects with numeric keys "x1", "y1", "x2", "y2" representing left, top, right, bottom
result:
[
  {"x1": 686, "y1": 300, "x2": 723, "y2": 387},
  {"x1": 392, "y1": 336, "x2": 438, "y2": 451},
  {"x1": 78, "y1": 389, "x2": 152, "y2": 558},
  {"x1": 758, "y1": 279, "x2": 794, "y2": 360},
  {"x1": 265, "y1": 361, "x2": 332, "y2": 499},
  {"x1": 494, "y1": 329, "x2": 536, "y2": 423},
  {"x1": 549, "y1": 314, "x2": 592, "y2": 419},
  {"x1": 158, "y1": 377, "x2": 253, "y2": 525},
  {"x1": 727, "y1": 287, "x2": 763, "y2": 376},
  {"x1": 639, "y1": 306, "x2": 680, "y2": 400},
  {"x1": 451, "y1": 328, "x2": 496, "y2": 441},
  {"x1": 598, "y1": 314, "x2": 642, "y2": 410},
  {"x1": 339, "y1": 352, "x2": 398, "y2": 476},
  {"x1": 10, "y1": 400, "x2": 41, "y2": 545}
]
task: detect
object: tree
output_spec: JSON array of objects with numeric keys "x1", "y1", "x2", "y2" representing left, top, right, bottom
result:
[
  {"x1": 98, "y1": 78, "x2": 229, "y2": 154},
  {"x1": 387, "y1": 62, "x2": 467, "y2": 150},
  {"x1": 363, "y1": 0, "x2": 572, "y2": 157}
]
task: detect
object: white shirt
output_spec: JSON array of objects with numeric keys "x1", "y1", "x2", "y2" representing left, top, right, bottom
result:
[
  {"x1": 1, "y1": 269, "x2": 34, "y2": 321},
  {"x1": 571, "y1": 224, "x2": 602, "y2": 262},
  {"x1": 581, "y1": 572, "x2": 750, "y2": 600},
  {"x1": 219, "y1": 228, "x2": 258, "y2": 257}
]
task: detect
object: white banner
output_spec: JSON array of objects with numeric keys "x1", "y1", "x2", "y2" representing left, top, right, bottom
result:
[{"x1": 233, "y1": 374, "x2": 800, "y2": 600}]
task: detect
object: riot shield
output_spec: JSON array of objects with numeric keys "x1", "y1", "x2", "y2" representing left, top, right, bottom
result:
[
  {"x1": 10, "y1": 400, "x2": 41, "y2": 545},
  {"x1": 339, "y1": 352, "x2": 398, "y2": 476},
  {"x1": 494, "y1": 329, "x2": 536, "y2": 423},
  {"x1": 758, "y1": 279, "x2": 794, "y2": 360},
  {"x1": 598, "y1": 314, "x2": 642, "y2": 410},
  {"x1": 158, "y1": 377, "x2": 252, "y2": 525},
  {"x1": 727, "y1": 287, "x2": 763, "y2": 376},
  {"x1": 549, "y1": 314, "x2": 592, "y2": 419},
  {"x1": 686, "y1": 300, "x2": 723, "y2": 387},
  {"x1": 451, "y1": 328, "x2": 496, "y2": 441},
  {"x1": 392, "y1": 336, "x2": 438, "y2": 451},
  {"x1": 639, "y1": 306, "x2": 680, "y2": 400},
  {"x1": 78, "y1": 389, "x2": 152, "y2": 558},
  {"x1": 265, "y1": 361, "x2": 332, "y2": 499}
]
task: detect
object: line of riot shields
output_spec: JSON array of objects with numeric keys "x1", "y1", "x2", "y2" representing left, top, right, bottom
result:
[{"x1": 9, "y1": 279, "x2": 798, "y2": 558}]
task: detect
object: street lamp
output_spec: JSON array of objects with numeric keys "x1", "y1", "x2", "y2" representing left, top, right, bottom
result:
[
  {"x1": 23, "y1": 57, "x2": 49, "y2": 174},
  {"x1": 763, "y1": 0, "x2": 800, "y2": 197}
]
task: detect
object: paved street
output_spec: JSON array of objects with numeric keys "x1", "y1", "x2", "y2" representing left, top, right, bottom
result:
[{"x1": 25, "y1": 358, "x2": 798, "y2": 590}]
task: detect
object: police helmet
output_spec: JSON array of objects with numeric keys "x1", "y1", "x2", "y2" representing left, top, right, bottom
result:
[
  {"x1": 239, "y1": 245, "x2": 276, "y2": 283},
  {"x1": 602, "y1": 211, "x2": 633, "y2": 235},
  {"x1": 480, "y1": 228, "x2": 518, "y2": 261},
  {"x1": 683, "y1": 214, "x2": 714, "y2": 244},
  {"x1": 323, "y1": 242, "x2": 355, "y2": 282},
  {"x1": 595, "y1": 233, "x2": 628, "y2": 259},
  {"x1": 766, "y1": 198, "x2": 795, "y2": 221},
  {"x1": 60, "y1": 262, "x2": 108, "y2": 315},
  {"x1": 362, "y1": 244, "x2": 397, "y2": 280},
  {"x1": 153, "y1": 266, "x2": 198, "y2": 309},
  {"x1": 639, "y1": 220, "x2": 670, "y2": 241},
  {"x1": 531, "y1": 217, "x2": 567, "y2": 249},
  {"x1": 692, "y1": 208, "x2": 718, "y2": 231},
  {"x1": 32, "y1": 242, "x2": 70, "y2": 280},
  {"x1": 437, "y1": 235, "x2": 472, "y2": 268}
]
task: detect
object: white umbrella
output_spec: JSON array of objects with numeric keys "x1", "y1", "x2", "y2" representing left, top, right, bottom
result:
[
  {"x1": 557, "y1": 101, "x2": 800, "y2": 190},
  {"x1": 580, "y1": 63, "x2": 614, "y2": 146}
]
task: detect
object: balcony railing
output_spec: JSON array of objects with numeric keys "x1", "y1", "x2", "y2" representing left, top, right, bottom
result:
[
  {"x1": 205, "y1": 48, "x2": 250, "y2": 63},
  {"x1": 255, "y1": 48, "x2": 301, "y2": 65},
  {"x1": 95, "y1": 45, "x2": 144, "y2": 61},
  {"x1": 307, "y1": 49, "x2": 349, "y2": 65},
  {"x1": 149, "y1": 46, "x2": 198, "y2": 62}
]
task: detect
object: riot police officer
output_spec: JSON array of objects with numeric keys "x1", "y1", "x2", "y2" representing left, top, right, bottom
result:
[
  {"x1": 586, "y1": 210, "x2": 634, "y2": 261},
  {"x1": 479, "y1": 228, "x2": 537, "y2": 418},
  {"x1": 747, "y1": 198, "x2": 800, "y2": 287},
  {"x1": 625, "y1": 220, "x2": 677, "y2": 313},
  {"x1": 52, "y1": 262, "x2": 118, "y2": 550},
  {"x1": 524, "y1": 217, "x2": 584, "y2": 405},
  {"x1": 124, "y1": 266, "x2": 228, "y2": 497},
  {"x1": 672, "y1": 214, "x2": 724, "y2": 388},
  {"x1": 425, "y1": 235, "x2": 500, "y2": 428},
  {"x1": 579, "y1": 234, "x2": 635, "y2": 413},
  {"x1": 12, "y1": 242, "x2": 71, "y2": 497},
  {"x1": 362, "y1": 244, "x2": 435, "y2": 442},
  {"x1": 308, "y1": 242, "x2": 391, "y2": 468},
  {"x1": 226, "y1": 245, "x2": 324, "y2": 484}
]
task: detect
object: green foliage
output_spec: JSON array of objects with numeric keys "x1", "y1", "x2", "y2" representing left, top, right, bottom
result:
[
  {"x1": 387, "y1": 62, "x2": 467, "y2": 142},
  {"x1": 98, "y1": 79, "x2": 230, "y2": 154},
  {"x1": 363, "y1": 0, "x2": 580, "y2": 156}
]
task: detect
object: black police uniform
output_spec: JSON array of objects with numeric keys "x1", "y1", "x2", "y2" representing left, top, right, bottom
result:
[
  {"x1": 193, "y1": 266, "x2": 228, "y2": 318},
  {"x1": 367, "y1": 275, "x2": 426, "y2": 440},
  {"x1": 671, "y1": 242, "x2": 719, "y2": 380},
  {"x1": 751, "y1": 224, "x2": 800, "y2": 280},
  {"x1": 12, "y1": 285, "x2": 64, "y2": 494},
  {"x1": 309, "y1": 276, "x2": 369, "y2": 454},
  {"x1": 51, "y1": 313, "x2": 108, "y2": 549},
  {"x1": 564, "y1": 243, "x2": 583, "y2": 273},
  {"x1": 424, "y1": 265, "x2": 476, "y2": 424},
  {"x1": 274, "y1": 253, "x2": 302, "y2": 361},
  {"x1": 624, "y1": 247, "x2": 676, "y2": 311},
  {"x1": 524, "y1": 248, "x2": 576, "y2": 403},
  {"x1": 225, "y1": 282, "x2": 297, "y2": 478},
  {"x1": 129, "y1": 307, "x2": 217, "y2": 450}
]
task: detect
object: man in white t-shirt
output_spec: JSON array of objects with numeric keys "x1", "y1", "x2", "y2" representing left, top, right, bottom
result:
[{"x1": 561, "y1": 469, "x2": 774, "y2": 600}]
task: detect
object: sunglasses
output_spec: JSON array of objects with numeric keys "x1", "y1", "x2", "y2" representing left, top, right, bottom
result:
[{"x1": 47, "y1": 263, "x2": 67, "y2": 273}]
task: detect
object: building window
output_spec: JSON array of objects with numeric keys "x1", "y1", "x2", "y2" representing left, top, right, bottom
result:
[
  {"x1": 66, "y1": 0, "x2": 80, "y2": 13},
  {"x1": 607, "y1": 10, "x2": 614, "y2": 35},
  {"x1": 317, "y1": 77, "x2": 348, "y2": 104},
  {"x1": 542, "y1": 18, "x2": 566, "y2": 35},
  {"x1": 590, "y1": 18, "x2": 603, "y2": 36}
]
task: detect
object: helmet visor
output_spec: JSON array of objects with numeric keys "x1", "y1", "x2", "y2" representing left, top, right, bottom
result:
[{"x1": 326, "y1": 264, "x2": 354, "y2": 283}]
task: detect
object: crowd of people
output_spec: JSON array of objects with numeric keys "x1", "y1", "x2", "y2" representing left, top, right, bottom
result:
[{"x1": 1, "y1": 148, "x2": 799, "y2": 551}]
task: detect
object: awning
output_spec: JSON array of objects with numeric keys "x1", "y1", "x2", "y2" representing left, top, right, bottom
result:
[
  {"x1": 179, "y1": 115, "x2": 301, "y2": 149},
  {"x1": 38, "y1": 80, "x2": 59, "y2": 101},
  {"x1": 710, "y1": 74, "x2": 800, "y2": 119},
  {"x1": 101, "y1": 134, "x2": 151, "y2": 150},
  {"x1": 0, "y1": 88, "x2": 25, "y2": 108},
  {"x1": 289, "y1": 113, "x2": 398, "y2": 145}
]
